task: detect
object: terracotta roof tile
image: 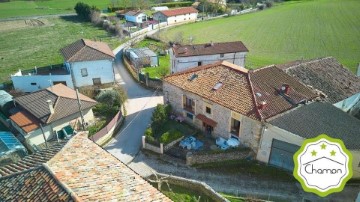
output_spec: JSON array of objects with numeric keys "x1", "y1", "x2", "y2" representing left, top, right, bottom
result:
[
  {"x1": 165, "y1": 61, "x2": 259, "y2": 120},
  {"x1": 61, "y1": 39, "x2": 115, "y2": 62},
  {"x1": 165, "y1": 61, "x2": 317, "y2": 120},
  {"x1": 13, "y1": 84, "x2": 97, "y2": 130},
  {"x1": 9, "y1": 110, "x2": 40, "y2": 133},
  {"x1": 173, "y1": 41, "x2": 248, "y2": 57},
  {"x1": 250, "y1": 66, "x2": 318, "y2": 119},
  {"x1": 279, "y1": 57, "x2": 360, "y2": 103},
  {"x1": 159, "y1": 7, "x2": 198, "y2": 17},
  {"x1": 0, "y1": 166, "x2": 73, "y2": 201},
  {"x1": 47, "y1": 132, "x2": 172, "y2": 201}
]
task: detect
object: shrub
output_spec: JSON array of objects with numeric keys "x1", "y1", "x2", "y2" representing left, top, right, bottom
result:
[
  {"x1": 88, "y1": 119, "x2": 106, "y2": 136},
  {"x1": 74, "y1": 2, "x2": 92, "y2": 21},
  {"x1": 159, "y1": 130, "x2": 183, "y2": 144},
  {"x1": 265, "y1": 0, "x2": 273, "y2": 8},
  {"x1": 151, "y1": 104, "x2": 168, "y2": 134}
]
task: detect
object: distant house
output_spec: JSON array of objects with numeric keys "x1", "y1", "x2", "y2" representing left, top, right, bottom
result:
[
  {"x1": 61, "y1": 39, "x2": 115, "y2": 88},
  {"x1": 125, "y1": 47, "x2": 158, "y2": 68},
  {"x1": 0, "y1": 132, "x2": 171, "y2": 201},
  {"x1": 9, "y1": 84, "x2": 97, "y2": 150},
  {"x1": 153, "y1": 7, "x2": 198, "y2": 25},
  {"x1": 278, "y1": 57, "x2": 360, "y2": 115},
  {"x1": 258, "y1": 102, "x2": 360, "y2": 178},
  {"x1": 170, "y1": 41, "x2": 248, "y2": 73},
  {"x1": 151, "y1": 6, "x2": 169, "y2": 11},
  {"x1": 124, "y1": 10, "x2": 147, "y2": 24},
  {"x1": 11, "y1": 39, "x2": 115, "y2": 92},
  {"x1": 163, "y1": 61, "x2": 316, "y2": 151}
]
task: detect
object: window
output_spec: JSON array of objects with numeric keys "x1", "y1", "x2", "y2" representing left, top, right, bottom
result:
[
  {"x1": 198, "y1": 61, "x2": 202, "y2": 66},
  {"x1": 81, "y1": 68, "x2": 88, "y2": 77},
  {"x1": 183, "y1": 95, "x2": 195, "y2": 113},
  {"x1": 31, "y1": 82, "x2": 37, "y2": 86},
  {"x1": 205, "y1": 106, "x2": 211, "y2": 114},
  {"x1": 231, "y1": 118, "x2": 241, "y2": 135},
  {"x1": 220, "y1": 53, "x2": 224, "y2": 57},
  {"x1": 186, "y1": 112, "x2": 193, "y2": 120},
  {"x1": 92, "y1": 78, "x2": 101, "y2": 85}
]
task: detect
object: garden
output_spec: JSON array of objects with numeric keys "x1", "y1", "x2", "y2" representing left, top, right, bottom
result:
[
  {"x1": 145, "y1": 104, "x2": 195, "y2": 146},
  {"x1": 78, "y1": 84, "x2": 127, "y2": 137}
]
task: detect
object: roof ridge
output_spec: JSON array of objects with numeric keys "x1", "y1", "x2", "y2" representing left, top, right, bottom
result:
[
  {"x1": 83, "y1": 39, "x2": 115, "y2": 58},
  {"x1": 221, "y1": 61, "x2": 248, "y2": 74},
  {"x1": 67, "y1": 40, "x2": 88, "y2": 62},
  {"x1": 165, "y1": 61, "x2": 222, "y2": 78},
  {"x1": 247, "y1": 72, "x2": 262, "y2": 120},
  {"x1": 42, "y1": 163, "x2": 81, "y2": 201},
  {"x1": 286, "y1": 57, "x2": 333, "y2": 70}
]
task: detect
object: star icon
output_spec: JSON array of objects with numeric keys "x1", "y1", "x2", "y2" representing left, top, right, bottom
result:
[
  {"x1": 320, "y1": 143, "x2": 327, "y2": 150},
  {"x1": 311, "y1": 150, "x2": 317, "y2": 156},
  {"x1": 330, "y1": 150, "x2": 336, "y2": 156}
]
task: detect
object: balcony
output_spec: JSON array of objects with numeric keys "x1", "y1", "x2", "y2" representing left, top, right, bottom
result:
[
  {"x1": 20, "y1": 64, "x2": 69, "y2": 76},
  {"x1": 183, "y1": 105, "x2": 194, "y2": 114}
]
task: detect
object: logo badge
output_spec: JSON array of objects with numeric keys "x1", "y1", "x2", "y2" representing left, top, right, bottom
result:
[{"x1": 293, "y1": 134, "x2": 352, "y2": 197}]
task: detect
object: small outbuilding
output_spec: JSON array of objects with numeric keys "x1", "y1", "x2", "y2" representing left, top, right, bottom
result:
[
  {"x1": 125, "y1": 48, "x2": 159, "y2": 68},
  {"x1": 0, "y1": 90, "x2": 14, "y2": 116}
]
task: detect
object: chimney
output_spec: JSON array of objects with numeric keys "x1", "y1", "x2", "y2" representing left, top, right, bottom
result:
[
  {"x1": 258, "y1": 101, "x2": 267, "y2": 110},
  {"x1": 47, "y1": 100, "x2": 54, "y2": 114},
  {"x1": 281, "y1": 84, "x2": 290, "y2": 94}
]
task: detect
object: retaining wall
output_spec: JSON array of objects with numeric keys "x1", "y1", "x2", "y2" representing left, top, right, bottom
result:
[{"x1": 186, "y1": 149, "x2": 252, "y2": 166}]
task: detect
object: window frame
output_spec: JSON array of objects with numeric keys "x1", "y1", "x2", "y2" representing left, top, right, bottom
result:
[{"x1": 81, "y1": 68, "x2": 88, "y2": 77}]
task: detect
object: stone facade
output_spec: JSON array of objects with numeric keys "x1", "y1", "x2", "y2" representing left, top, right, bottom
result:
[{"x1": 163, "y1": 81, "x2": 262, "y2": 151}]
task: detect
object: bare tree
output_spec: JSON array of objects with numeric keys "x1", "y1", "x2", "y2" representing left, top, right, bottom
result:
[
  {"x1": 173, "y1": 31, "x2": 185, "y2": 45},
  {"x1": 146, "y1": 171, "x2": 172, "y2": 191}
]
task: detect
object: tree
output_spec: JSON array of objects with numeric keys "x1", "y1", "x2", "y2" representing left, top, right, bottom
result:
[
  {"x1": 74, "y1": 2, "x2": 92, "y2": 21},
  {"x1": 151, "y1": 104, "x2": 168, "y2": 134}
]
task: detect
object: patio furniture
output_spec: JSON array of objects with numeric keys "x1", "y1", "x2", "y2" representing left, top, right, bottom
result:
[{"x1": 216, "y1": 137, "x2": 229, "y2": 150}]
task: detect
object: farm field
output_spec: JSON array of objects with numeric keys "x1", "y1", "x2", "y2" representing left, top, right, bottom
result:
[
  {"x1": 0, "y1": 16, "x2": 123, "y2": 82},
  {"x1": 160, "y1": 0, "x2": 360, "y2": 72},
  {"x1": 0, "y1": 0, "x2": 110, "y2": 19}
]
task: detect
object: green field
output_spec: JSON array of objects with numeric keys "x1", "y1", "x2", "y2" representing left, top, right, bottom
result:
[
  {"x1": 0, "y1": 16, "x2": 123, "y2": 82},
  {"x1": 0, "y1": 0, "x2": 110, "y2": 19},
  {"x1": 160, "y1": 0, "x2": 360, "y2": 72}
]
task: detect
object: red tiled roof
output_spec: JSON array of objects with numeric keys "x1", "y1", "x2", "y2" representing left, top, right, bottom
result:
[
  {"x1": 196, "y1": 114, "x2": 217, "y2": 127},
  {"x1": 159, "y1": 7, "x2": 198, "y2": 17},
  {"x1": 61, "y1": 39, "x2": 115, "y2": 62},
  {"x1": 10, "y1": 110, "x2": 40, "y2": 133},
  {"x1": 172, "y1": 41, "x2": 248, "y2": 57},
  {"x1": 164, "y1": 61, "x2": 317, "y2": 121},
  {"x1": 47, "y1": 132, "x2": 172, "y2": 201}
]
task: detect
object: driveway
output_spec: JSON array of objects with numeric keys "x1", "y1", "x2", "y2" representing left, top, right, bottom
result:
[{"x1": 105, "y1": 51, "x2": 163, "y2": 164}]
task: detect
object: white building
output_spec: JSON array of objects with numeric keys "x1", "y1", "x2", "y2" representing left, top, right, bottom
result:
[
  {"x1": 153, "y1": 7, "x2": 198, "y2": 25},
  {"x1": 124, "y1": 10, "x2": 147, "y2": 24},
  {"x1": 9, "y1": 84, "x2": 97, "y2": 150},
  {"x1": 170, "y1": 41, "x2": 249, "y2": 73},
  {"x1": 11, "y1": 39, "x2": 115, "y2": 92}
]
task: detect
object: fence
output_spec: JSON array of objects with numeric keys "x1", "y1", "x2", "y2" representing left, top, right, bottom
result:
[
  {"x1": 186, "y1": 149, "x2": 253, "y2": 166},
  {"x1": 142, "y1": 136, "x2": 183, "y2": 154},
  {"x1": 91, "y1": 110, "x2": 123, "y2": 145}
]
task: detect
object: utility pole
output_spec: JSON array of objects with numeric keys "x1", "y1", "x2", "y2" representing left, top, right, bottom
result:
[
  {"x1": 76, "y1": 89, "x2": 86, "y2": 131},
  {"x1": 40, "y1": 124, "x2": 48, "y2": 149}
]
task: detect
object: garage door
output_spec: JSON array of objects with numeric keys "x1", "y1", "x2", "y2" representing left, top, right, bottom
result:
[{"x1": 269, "y1": 139, "x2": 300, "y2": 171}]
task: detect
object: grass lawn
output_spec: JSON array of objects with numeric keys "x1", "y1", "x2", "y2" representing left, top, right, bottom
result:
[
  {"x1": 0, "y1": 16, "x2": 123, "y2": 82},
  {"x1": 159, "y1": 0, "x2": 360, "y2": 72},
  {"x1": 194, "y1": 159, "x2": 295, "y2": 182},
  {"x1": 153, "y1": 183, "x2": 214, "y2": 202},
  {"x1": 142, "y1": 55, "x2": 170, "y2": 79},
  {"x1": 0, "y1": 0, "x2": 111, "y2": 19}
]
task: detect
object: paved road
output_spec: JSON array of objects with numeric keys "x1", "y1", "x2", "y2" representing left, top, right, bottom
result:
[{"x1": 105, "y1": 51, "x2": 163, "y2": 164}]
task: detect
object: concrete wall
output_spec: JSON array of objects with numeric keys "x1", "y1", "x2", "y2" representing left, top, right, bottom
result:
[
  {"x1": 170, "y1": 50, "x2": 247, "y2": 73},
  {"x1": 163, "y1": 81, "x2": 261, "y2": 149},
  {"x1": 256, "y1": 124, "x2": 304, "y2": 164},
  {"x1": 153, "y1": 12, "x2": 197, "y2": 25},
  {"x1": 186, "y1": 149, "x2": 252, "y2": 166},
  {"x1": 70, "y1": 60, "x2": 115, "y2": 88},
  {"x1": 11, "y1": 73, "x2": 73, "y2": 93}
]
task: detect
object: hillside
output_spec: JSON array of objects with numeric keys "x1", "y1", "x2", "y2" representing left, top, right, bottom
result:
[{"x1": 160, "y1": 0, "x2": 360, "y2": 72}]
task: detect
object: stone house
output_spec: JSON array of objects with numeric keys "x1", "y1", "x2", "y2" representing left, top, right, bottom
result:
[
  {"x1": 170, "y1": 41, "x2": 248, "y2": 74},
  {"x1": 9, "y1": 84, "x2": 96, "y2": 150},
  {"x1": 163, "y1": 61, "x2": 317, "y2": 152},
  {"x1": 259, "y1": 102, "x2": 360, "y2": 178},
  {"x1": 278, "y1": 57, "x2": 360, "y2": 115},
  {"x1": 153, "y1": 7, "x2": 198, "y2": 25},
  {"x1": 11, "y1": 39, "x2": 115, "y2": 92}
]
